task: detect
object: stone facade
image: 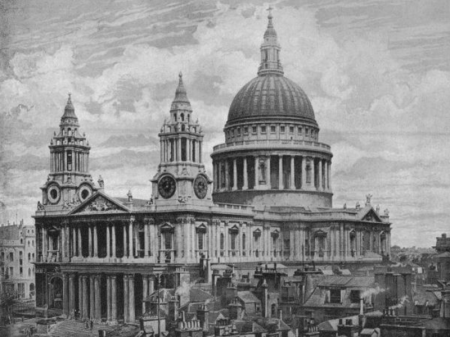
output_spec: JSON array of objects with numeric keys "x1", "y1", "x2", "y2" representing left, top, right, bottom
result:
[
  {"x1": 34, "y1": 13, "x2": 392, "y2": 324},
  {"x1": 0, "y1": 220, "x2": 36, "y2": 299}
]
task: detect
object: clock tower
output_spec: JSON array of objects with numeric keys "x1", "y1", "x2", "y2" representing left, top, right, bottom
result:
[
  {"x1": 151, "y1": 73, "x2": 212, "y2": 206},
  {"x1": 39, "y1": 94, "x2": 97, "y2": 213}
]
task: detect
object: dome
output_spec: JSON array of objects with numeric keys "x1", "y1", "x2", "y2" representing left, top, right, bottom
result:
[{"x1": 227, "y1": 74, "x2": 316, "y2": 125}]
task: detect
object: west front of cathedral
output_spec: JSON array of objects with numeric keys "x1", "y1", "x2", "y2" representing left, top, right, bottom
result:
[{"x1": 34, "y1": 12, "x2": 392, "y2": 324}]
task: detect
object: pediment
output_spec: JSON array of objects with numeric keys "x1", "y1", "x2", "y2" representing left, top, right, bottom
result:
[
  {"x1": 69, "y1": 192, "x2": 130, "y2": 215},
  {"x1": 360, "y1": 208, "x2": 383, "y2": 222}
]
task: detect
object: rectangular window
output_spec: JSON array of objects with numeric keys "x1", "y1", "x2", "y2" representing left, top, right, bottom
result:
[
  {"x1": 252, "y1": 126, "x2": 257, "y2": 134},
  {"x1": 290, "y1": 126, "x2": 294, "y2": 133},
  {"x1": 305, "y1": 129, "x2": 309, "y2": 137},
  {"x1": 198, "y1": 233, "x2": 204, "y2": 250},
  {"x1": 330, "y1": 289, "x2": 341, "y2": 304},
  {"x1": 280, "y1": 126, "x2": 285, "y2": 133},
  {"x1": 261, "y1": 126, "x2": 266, "y2": 133},
  {"x1": 237, "y1": 127, "x2": 240, "y2": 136},
  {"x1": 298, "y1": 127, "x2": 302, "y2": 134},
  {"x1": 67, "y1": 150, "x2": 72, "y2": 171},
  {"x1": 9, "y1": 252, "x2": 13, "y2": 261},
  {"x1": 10, "y1": 267, "x2": 13, "y2": 276},
  {"x1": 20, "y1": 267, "x2": 23, "y2": 277},
  {"x1": 350, "y1": 290, "x2": 360, "y2": 304},
  {"x1": 244, "y1": 127, "x2": 248, "y2": 134},
  {"x1": 271, "y1": 126, "x2": 276, "y2": 133}
]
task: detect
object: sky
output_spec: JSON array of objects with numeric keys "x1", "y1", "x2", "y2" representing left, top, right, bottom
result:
[{"x1": 0, "y1": 0, "x2": 449, "y2": 247}]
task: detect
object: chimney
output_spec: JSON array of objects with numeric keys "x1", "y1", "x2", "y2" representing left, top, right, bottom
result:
[
  {"x1": 360, "y1": 298, "x2": 364, "y2": 316},
  {"x1": 197, "y1": 304, "x2": 209, "y2": 331},
  {"x1": 228, "y1": 297, "x2": 242, "y2": 320},
  {"x1": 262, "y1": 279, "x2": 269, "y2": 318},
  {"x1": 278, "y1": 309, "x2": 283, "y2": 320}
]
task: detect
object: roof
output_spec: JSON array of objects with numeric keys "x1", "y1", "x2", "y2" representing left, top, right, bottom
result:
[
  {"x1": 317, "y1": 276, "x2": 374, "y2": 288},
  {"x1": 227, "y1": 74, "x2": 316, "y2": 125},
  {"x1": 237, "y1": 291, "x2": 261, "y2": 304}
]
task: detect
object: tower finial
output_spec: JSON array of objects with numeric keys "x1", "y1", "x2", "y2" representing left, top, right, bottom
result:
[
  {"x1": 267, "y1": 6, "x2": 273, "y2": 27},
  {"x1": 68, "y1": 92, "x2": 72, "y2": 103}
]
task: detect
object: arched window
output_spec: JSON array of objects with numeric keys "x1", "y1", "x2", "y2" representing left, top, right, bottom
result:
[
  {"x1": 20, "y1": 238, "x2": 23, "y2": 244},
  {"x1": 181, "y1": 113, "x2": 184, "y2": 122},
  {"x1": 242, "y1": 233, "x2": 246, "y2": 251}
]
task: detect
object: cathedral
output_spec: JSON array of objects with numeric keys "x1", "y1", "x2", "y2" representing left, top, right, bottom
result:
[{"x1": 34, "y1": 12, "x2": 392, "y2": 324}]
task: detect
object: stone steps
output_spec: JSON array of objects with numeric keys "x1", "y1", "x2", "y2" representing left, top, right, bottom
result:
[{"x1": 50, "y1": 320, "x2": 114, "y2": 337}]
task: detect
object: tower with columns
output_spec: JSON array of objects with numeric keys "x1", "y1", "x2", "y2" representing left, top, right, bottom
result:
[
  {"x1": 151, "y1": 73, "x2": 213, "y2": 206},
  {"x1": 40, "y1": 94, "x2": 97, "y2": 211},
  {"x1": 211, "y1": 10, "x2": 332, "y2": 208}
]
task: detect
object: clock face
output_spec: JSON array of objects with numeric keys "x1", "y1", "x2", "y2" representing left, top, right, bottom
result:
[
  {"x1": 47, "y1": 185, "x2": 60, "y2": 204},
  {"x1": 158, "y1": 176, "x2": 176, "y2": 199},
  {"x1": 78, "y1": 185, "x2": 92, "y2": 202},
  {"x1": 194, "y1": 175, "x2": 208, "y2": 199}
]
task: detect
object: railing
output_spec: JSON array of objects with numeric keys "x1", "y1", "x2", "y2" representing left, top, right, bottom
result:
[
  {"x1": 40, "y1": 250, "x2": 61, "y2": 263},
  {"x1": 158, "y1": 250, "x2": 175, "y2": 263},
  {"x1": 213, "y1": 139, "x2": 331, "y2": 151}
]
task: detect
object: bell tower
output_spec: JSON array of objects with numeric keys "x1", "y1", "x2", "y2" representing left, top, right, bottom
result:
[
  {"x1": 151, "y1": 73, "x2": 212, "y2": 205},
  {"x1": 38, "y1": 94, "x2": 97, "y2": 212}
]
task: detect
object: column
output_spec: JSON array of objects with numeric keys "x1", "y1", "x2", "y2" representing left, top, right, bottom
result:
[
  {"x1": 82, "y1": 276, "x2": 88, "y2": 319},
  {"x1": 217, "y1": 162, "x2": 221, "y2": 191},
  {"x1": 72, "y1": 227, "x2": 76, "y2": 257},
  {"x1": 176, "y1": 223, "x2": 183, "y2": 261},
  {"x1": 278, "y1": 155, "x2": 283, "y2": 189},
  {"x1": 327, "y1": 160, "x2": 331, "y2": 190},
  {"x1": 232, "y1": 158, "x2": 237, "y2": 190},
  {"x1": 129, "y1": 219, "x2": 134, "y2": 258},
  {"x1": 149, "y1": 276, "x2": 155, "y2": 295},
  {"x1": 225, "y1": 159, "x2": 229, "y2": 190},
  {"x1": 78, "y1": 275, "x2": 83, "y2": 318},
  {"x1": 266, "y1": 156, "x2": 271, "y2": 186},
  {"x1": 243, "y1": 157, "x2": 248, "y2": 190},
  {"x1": 88, "y1": 226, "x2": 92, "y2": 257},
  {"x1": 310, "y1": 158, "x2": 315, "y2": 190},
  {"x1": 112, "y1": 225, "x2": 116, "y2": 258},
  {"x1": 185, "y1": 220, "x2": 190, "y2": 262},
  {"x1": 144, "y1": 223, "x2": 149, "y2": 257},
  {"x1": 43, "y1": 227, "x2": 48, "y2": 261},
  {"x1": 106, "y1": 224, "x2": 110, "y2": 258},
  {"x1": 134, "y1": 227, "x2": 138, "y2": 257},
  {"x1": 124, "y1": 275, "x2": 129, "y2": 322},
  {"x1": 129, "y1": 275, "x2": 135, "y2": 322},
  {"x1": 142, "y1": 276, "x2": 148, "y2": 314},
  {"x1": 254, "y1": 156, "x2": 259, "y2": 188},
  {"x1": 324, "y1": 161, "x2": 328, "y2": 191},
  {"x1": 111, "y1": 275, "x2": 117, "y2": 323},
  {"x1": 94, "y1": 275, "x2": 101, "y2": 321},
  {"x1": 94, "y1": 224, "x2": 98, "y2": 257},
  {"x1": 78, "y1": 227, "x2": 82, "y2": 258},
  {"x1": 63, "y1": 273, "x2": 69, "y2": 317},
  {"x1": 301, "y1": 157, "x2": 306, "y2": 189},
  {"x1": 187, "y1": 138, "x2": 191, "y2": 161},
  {"x1": 61, "y1": 226, "x2": 66, "y2": 260},
  {"x1": 90, "y1": 275, "x2": 95, "y2": 319},
  {"x1": 290, "y1": 156, "x2": 295, "y2": 189},
  {"x1": 123, "y1": 225, "x2": 127, "y2": 257},
  {"x1": 289, "y1": 228, "x2": 295, "y2": 260},
  {"x1": 69, "y1": 274, "x2": 75, "y2": 318},
  {"x1": 107, "y1": 276, "x2": 111, "y2": 322},
  {"x1": 318, "y1": 160, "x2": 323, "y2": 191},
  {"x1": 177, "y1": 138, "x2": 181, "y2": 161}
]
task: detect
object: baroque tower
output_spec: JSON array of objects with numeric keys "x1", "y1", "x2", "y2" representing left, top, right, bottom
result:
[
  {"x1": 39, "y1": 95, "x2": 97, "y2": 212},
  {"x1": 151, "y1": 73, "x2": 213, "y2": 206}
]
